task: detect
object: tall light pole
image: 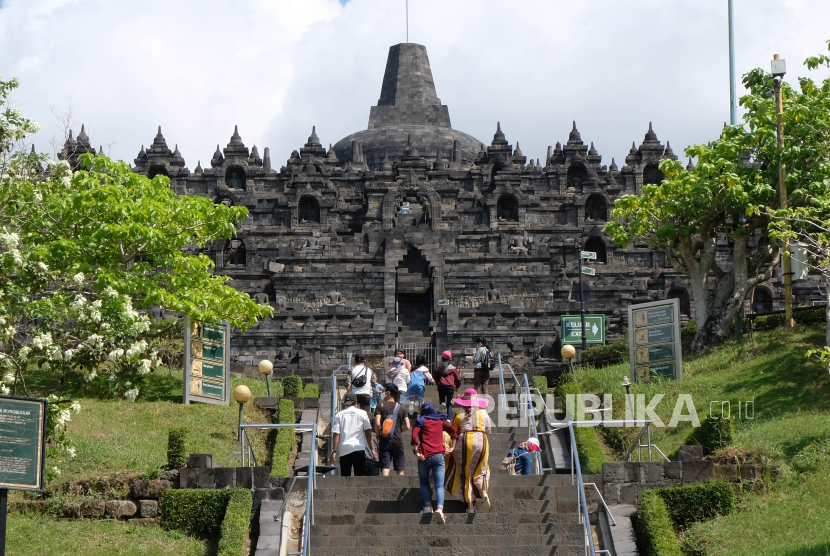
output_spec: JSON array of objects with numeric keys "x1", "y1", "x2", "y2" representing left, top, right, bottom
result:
[
  {"x1": 728, "y1": 0, "x2": 737, "y2": 125},
  {"x1": 578, "y1": 247, "x2": 587, "y2": 350},
  {"x1": 772, "y1": 54, "x2": 795, "y2": 328}
]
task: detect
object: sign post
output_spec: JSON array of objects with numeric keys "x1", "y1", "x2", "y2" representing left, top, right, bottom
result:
[
  {"x1": 184, "y1": 316, "x2": 231, "y2": 406},
  {"x1": 0, "y1": 395, "x2": 48, "y2": 555},
  {"x1": 561, "y1": 314, "x2": 605, "y2": 345},
  {"x1": 627, "y1": 298, "x2": 683, "y2": 382}
]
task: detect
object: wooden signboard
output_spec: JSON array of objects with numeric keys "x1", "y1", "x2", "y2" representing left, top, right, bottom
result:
[
  {"x1": 184, "y1": 316, "x2": 231, "y2": 406},
  {"x1": 628, "y1": 298, "x2": 682, "y2": 382},
  {"x1": 0, "y1": 396, "x2": 46, "y2": 492}
]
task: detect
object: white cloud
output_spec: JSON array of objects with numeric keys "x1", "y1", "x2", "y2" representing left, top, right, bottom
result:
[{"x1": 2, "y1": 0, "x2": 829, "y2": 167}]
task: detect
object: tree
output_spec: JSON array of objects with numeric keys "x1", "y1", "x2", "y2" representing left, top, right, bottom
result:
[
  {"x1": 605, "y1": 40, "x2": 830, "y2": 354},
  {"x1": 0, "y1": 76, "x2": 271, "y2": 399}
]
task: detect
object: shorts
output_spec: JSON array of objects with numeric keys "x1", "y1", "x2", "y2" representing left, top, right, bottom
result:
[{"x1": 378, "y1": 440, "x2": 406, "y2": 471}]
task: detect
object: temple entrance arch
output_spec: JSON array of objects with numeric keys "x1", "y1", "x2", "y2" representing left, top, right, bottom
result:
[{"x1": 396, "y1": 247, "x2": 433, "y2": 345}]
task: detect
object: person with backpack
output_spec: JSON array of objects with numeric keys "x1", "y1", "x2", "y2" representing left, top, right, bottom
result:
[
  {"x1": 386, "y1": 356, "x2": 410, "y2": 401},
  {"x1": 330, "y1": 392, "x2": 377, "y2": 477},
  {"x1": 406, "y1": 354, "x2": 435, "y2": 415},
  {"x1": 411, "y1": 402, "x2": 457, "y2": 523},
  {"x1": 374, "y1": 383, "x2": 410, "y2": 476},
  {"x1": 435, "y1": 351, "x2": 461, "y2": 419},
  {"x1": 503, "y1": 437, "x2": 540, "y2": 475},
  {"x1": 347, "y1": 352, "x2": 377, "y2": 416},
  {"x1": 472, "y1": 338, "x2": 492, "y2": 396}
]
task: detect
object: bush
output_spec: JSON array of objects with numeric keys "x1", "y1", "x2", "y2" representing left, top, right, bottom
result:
[
  {"x1": 687, "y1": 415, "x2": 733, "y2": 452},
  {"x1": 271, "y1": 398, "x2": 296, "y2": 477},
  {"x1": 580, "y1": 341, "x2": 628, "y2": 368},
  {"x1": 216, "y1": 489, "x2": 253, "y2": 556},
  {"x1": 753, "y1": 306, "x2": 825, "y2": 331},
  {"x1": 283, "y1": 375, "x2": 303, "y2": 398},
  {"x1": 160, "y1": 489, "x2": 230, "y2": 536},
  {"x1": 557, "y1": 381, "x2": 606, "y2": 474},
  {"x1": 654, "y1": 481, "x2": 735, "y2": 531},
  {"x1": 303, "y1": 383, "x2": 320, "y2": 398},
  {"x1": 532, "y1": 375, "x2": 549, "y2": 397},
  {"x1": 167, "y1": 427, "x2": 189, "y2": 469},
  {"x1": 637, "y1": 491, "x2": 683, "y2": 556}
]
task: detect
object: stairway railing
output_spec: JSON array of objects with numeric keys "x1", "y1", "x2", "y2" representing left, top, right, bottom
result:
[{"x1": 521, "y1": 374, "x2": 543, "y2": 475}]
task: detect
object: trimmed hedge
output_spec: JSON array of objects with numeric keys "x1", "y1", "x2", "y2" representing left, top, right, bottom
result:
[
  {"x1": 654, "y1": 481, "x2": 735, "y2": 530},
  {"x1": 637, "y1": 491, "x2": 683, "y2": 556},
  {"x1": 271, "y1": 398, "x2": 296, "y2": 477},
  {"x1": 557, "y1": 380, "x2": 606, "y2": 474},
  {"x1": 687, "y1": 415, "x2": 733, "y2": 452},
  {"x1": 753, "y1": 305, "x2": 825, "y2": 331},
  {"x1": 217, "y1": 489, "x2": 253, "y2": 556},
  {"x1": 532, "y1": 375, "x2": 549, "y2": 397},
  {"x1": 283, "y1": 375, "x2": 303, "y2": 398},
  {"x1": 167, "y1": 427, "x2": 189, "y2": 469},
  {"x1": 580, "y1": 341, "x2": 628, "y2": 368},
  {"x1": 303, "y1": 383, "x2": 320, "y2": 398}
]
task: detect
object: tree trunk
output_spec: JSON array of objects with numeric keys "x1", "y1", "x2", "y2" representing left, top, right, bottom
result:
[{"x1": 825, "y1": 274, "x2": 830, "y2": 373}]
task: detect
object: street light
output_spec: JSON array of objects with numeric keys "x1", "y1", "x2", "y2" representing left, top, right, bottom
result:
[
  {"x1": 232, "y1": 385, "x2": 252, "y2": 442},
  {"x1": 772, "y1": 54, "x2": 795, "y2": 329},
  {"x1": 622, "y1": 375, "x2": 636, "y2": 422},
  {"x1": 561, "y1": 344, "x2": 576, "y2": 375},
  {"x1": 258, "y1": 359, "x2": 274, "y2": 397}
]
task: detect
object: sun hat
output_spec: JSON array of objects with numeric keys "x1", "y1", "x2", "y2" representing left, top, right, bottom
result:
[
  {"x1": 441, "y1": 350, "x2": 452, "y2": 359},
  {"x1": 527, "y1": 437, "x2": 540, "y2": 448},
  {"x1": 452, "y1": 388, "x2": 489, "y2": 408},
  {"x1": 390, "y1": 357, "x2": 405, "y2": 368}
]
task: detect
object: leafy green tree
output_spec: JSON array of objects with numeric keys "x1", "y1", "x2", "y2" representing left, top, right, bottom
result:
[
  {"x1": 0, "y1": 76, "x2": 271, "y2": 398},
  {"x1": 605, "y1": 41, "x2": 830, "y2": 354}
]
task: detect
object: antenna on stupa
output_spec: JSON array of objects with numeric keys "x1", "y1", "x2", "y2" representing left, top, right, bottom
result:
[{"x1": 406, "y1": 0, "x2": 409, "y2": 43}]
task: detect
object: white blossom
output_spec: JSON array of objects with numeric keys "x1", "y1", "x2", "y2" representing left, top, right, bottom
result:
[
  {"x1": 70, "y1": 401, "x2": 81, "y2": 414},
  {"x1": 138, "y1": 359, "x2": 152, "y2": 375},
  {"x1": 63, "y1": 349, "x2": 74, "y2": 361},
  {"x1": 72, "y1": 273, "x2": 84, "y2": 286},
  {"x1": 33, "y1": 190, "x2": 42, "y2": 203},
  {"x1": 28, "y1": 121, "x2": 40, "y2": 134},
  {"x1": 0, "y1": 230, "x2": 20, "y2": 250},
  {"x1": 107, "y1": 348, "x2": 124, "y2": 361},
  {"x1": 65, "y1": 446, "x2": 76, "y2": 458},
  {"x1": 86, "y1": 334, "x2": 102, "y2": 347},
  {"x1": 36, "y1": 262, "x2": 48, "y2": 272},
  {"x1": 124, "y1": 388, "x2": 139, "y2": 402},
  {"x1": 18, "y1": 346, "x2": 30, "y2": 360},
  {"x1": 0, "y1": 385, "x2": 9, "y2": 395},
  {"x1": 31, "y1": 333, "x2": 53, "y2": 350}
]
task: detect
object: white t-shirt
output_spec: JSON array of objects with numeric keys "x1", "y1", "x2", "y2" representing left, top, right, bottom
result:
[
  {"x1": 331, "y1": 406, "x2": 372, "y2": 457},
  {"x1": 349, "y1": 364, "x2": 373, "y2": 396},
  {"x1": 387, "y1": 367, "x2": 410, "y2": 395}
]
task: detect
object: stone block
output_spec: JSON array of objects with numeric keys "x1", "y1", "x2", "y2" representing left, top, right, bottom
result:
[
  {"x1": 602, "y1": 484, "x2": 620, "y2": 505},
  {"x1": 602, "y1": 462, "x2": 626, "y2": 484},
  {"x1": 105, "y1": 500, "x2": 138, "y2": 519},
  {"x1": 197, "y1": 468, "x2": 217, "y2": 489},
  {"x1": 131, "y1": 479, "x2": 171, "y2": 500},
  {"x1": 159, "y1": 469, "x2": 179, "y2": 483},
  {"x1": 187, "y1": 454, "x2": 216, "y2": 468},
  {"x1": 664, "y1": 461, "x2": 683, "y2": 480},
  {"x1": 618, "y1": 484, "x2": 642, "y2": 506},
  {"x1": 62, "y1": 500, "x2": 81, "y2": 518},
  {"x1": 714, "y1": 464, "x2": 738, "y2": 482},
  {"x1": 639, "y1": 462, "x2": 665, "y2": 484},
  {"x1": 235, "y1": 466, "x2": 253, "y2": 488},
  {"x1": 740, "y1": 464, "x2": 760, "y2": 481},
  {"x1": 253, "y1": 467, "x2": 270, "y2": 489},
  {"x1": 682, "y1": 460, "x2": 714, "y2": 484},
  {"x1": 214, "y1": 467, "x2": 236, "y2": 489},
  {"x1": 80, "y1": 499, "x2": 106, "y2": 518},
  {"x1": 139, "y1": 500, "x2": 159, "y2": 518},
  {"x1": 255, "y1": 397, "x2": 280, "y2": 410},
  {"x1": 677, "y1": 445, "x2": 704, "y2": 461},
  {"x1": 179, "y1": 468, "x2": 199, "y2": 489}
]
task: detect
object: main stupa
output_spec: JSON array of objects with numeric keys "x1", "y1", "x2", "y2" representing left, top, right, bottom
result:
[{"x1": 332, "y1": 43, "x2": 483, "y2": 169}]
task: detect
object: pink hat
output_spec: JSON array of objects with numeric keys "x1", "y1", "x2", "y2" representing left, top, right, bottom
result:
[
  {"x1": 441, "y1": 350, "x2": 452, "y2": 359},
  {"x1": 452, "y1": 388, "x2": 488, "y2": 408}
]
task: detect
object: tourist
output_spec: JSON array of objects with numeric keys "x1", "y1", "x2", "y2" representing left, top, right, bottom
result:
[
  {"x1": 347, "y1": 352, "x2": 377, "y2": 416},
  {"x1": 370, "y1": 382, "x2": 384, "y2": 413},
  {"x1": 507, "y1": 437, "x2": 540, "y2": 475},
  {"x1": 446, "y1": 388, "x2": 492, "y2": 513},
  {"x1": 434, "y1": 351, "x2": 461, "y2": 418},
  {"x1": 374, "y1": 383, "x2": 410, "y2": 476},
  {"x1": 394, "y1": 348, "x2": 412, "y2": 371},
  {"x1": 387, "y1": 356, "x2": 411, "y2": 402},
  {"x1": 406, "y1": 354, "x2": 435, "y2": 415},
  {"x1": 331, "y1": 392, "x2": 377, "y2": 477},
  {"x1": 472, "y1": 337, "x2": 491, "y2": 396},
  {"x1": 412, "y1": 402, "x2": 457, "y2": 523}
]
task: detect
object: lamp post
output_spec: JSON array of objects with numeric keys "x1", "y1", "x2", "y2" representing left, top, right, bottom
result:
[
  {"x1": 232, "y1": 385, "x2": 252, "y2": 442},
  {"x1": 259, "y1": 359, "x2": 274, "y2": 397},
  {"x1": 561, "y1": 344, "x2": 576, "y2": 374},
  {"x1": 577, "y1": 248, "x2": 587, "y2": 351},
  {"x1": 772, "y1": 54, "x2": 795, "y2": 329},
  {"x1": 728, "y1": 0, "x2": 737, "y2": 125},
  {"x1": 622, "y1": 375, "x2": 636, "y2": 422}
]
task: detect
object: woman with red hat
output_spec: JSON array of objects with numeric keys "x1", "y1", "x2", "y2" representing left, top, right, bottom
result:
[
  {"x1": 434, "y1": 350, "x2": 461, "y2": 419},
  {"x1": 445, "y1": 388, "x2": 492, "y2": 513}
]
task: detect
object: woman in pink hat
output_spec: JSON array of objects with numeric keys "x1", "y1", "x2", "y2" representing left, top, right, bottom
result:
[
  {"x1": 445, "y1": 388, "x2": 492, "y2": 513},
  {"x1": 434, "y1": 350, "x2": 461, "y2": 418}
]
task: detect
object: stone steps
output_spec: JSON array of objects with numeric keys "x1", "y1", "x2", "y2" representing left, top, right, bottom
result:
[
  {"x1": 308, "y1": 545, "x2": 584, "y2": 556},
  {"x1": 314, "y1": 511, "x2": 582, "y2": 525},
  {"x1": 313, "y1": 485, "x2": 577, "y2": 502},
  {"x1": 313, "y1": 498, "x2": 575, "y2": 515}
]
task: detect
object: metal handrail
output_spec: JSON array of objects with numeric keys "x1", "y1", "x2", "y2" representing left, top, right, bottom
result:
[
  {"x1": 567, "y1": 421, "x2": 598, "y2": 556},
  {"x1": 497, "y1": 353, "x2": 507, "y2": 409},
  {"x1": 328, "y1": 354, "x2": 353, "y2": 377},
  {"x1": 522, "y1": 374, "x2": 542, "y2": 474}
]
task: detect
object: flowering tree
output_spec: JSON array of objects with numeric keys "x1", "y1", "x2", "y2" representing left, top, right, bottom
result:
[{"x1": 0, "y1": 76, "x2": 271, "y2": 400}]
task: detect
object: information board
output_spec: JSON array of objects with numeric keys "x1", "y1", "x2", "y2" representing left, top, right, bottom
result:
[
  {"x1": 628, "y1": 298, "x2": 682, "y2": 382},
  {"x1": 0, "y1": 396, "x2": 46, "y2": 491},
  {"x1": 184, "y1": 316, "x2": 231, "y2": 406},
  {"x1": 561, "y1": 314, "x2": 605, "y2": 345}
]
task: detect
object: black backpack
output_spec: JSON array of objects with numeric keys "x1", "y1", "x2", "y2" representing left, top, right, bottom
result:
[{"x1": 351, "y1": 365, "x2": 368, "y2": 388}]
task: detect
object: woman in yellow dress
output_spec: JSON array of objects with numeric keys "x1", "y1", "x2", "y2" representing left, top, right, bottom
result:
[{"x1": 445, "y1": 388, "x2": 492, "y2": 513}]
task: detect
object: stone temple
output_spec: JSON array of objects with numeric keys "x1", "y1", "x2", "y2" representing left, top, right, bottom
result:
[{"x1": 60, "y1": 43, "x2": 817, "y2": 380}]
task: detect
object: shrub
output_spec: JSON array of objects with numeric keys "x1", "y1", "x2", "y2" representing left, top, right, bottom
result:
[
  {"x1": 303, "y1": 383, "x2": 320, "y2": 398},
  {"x1": 557, "y1": 381, "x2": 606, "y2": 474},
  {"x1": 637, "y1": 491, "x2": 683, "y2": 556},
  {"x1": 580, "y1": 341, "x2": 628, "y2": 368},
  {"x1": 532, "y1": 375, "x2": 549, "y2": 397},
  {"x1": 271, "y1": 398, "x2": 296, "y2": 477},
  {"x1": 687, "y1": 415, "x2": 733, "y2": 452},
  {"x1": 654, "y1": 481, "x2": 735, "y2": 530},
  {"x1": 283, "y1": 375, "x2": 303, "y2": 398},
  {"x1": 216, "y1": 489, "x2": 253, "y2": 556},
  {"x1": 753, "y1": 306, "x2": 824, "y2": 331},
  {"x1": 167, "y1": 427, "x2": 189, "y2": 469},
  {"x1": 160, "y1": 489, "x2": 230, "y2": 536}
]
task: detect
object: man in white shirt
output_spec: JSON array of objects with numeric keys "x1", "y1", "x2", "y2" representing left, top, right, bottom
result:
[
  {"x1": 331, "y1": 392, "x2": 377, "y2": 476},
  {"x1": 347, "y1": 352, "x2": 377, "y2": 416}
]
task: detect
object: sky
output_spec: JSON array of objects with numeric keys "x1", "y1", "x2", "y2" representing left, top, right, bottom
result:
[{"x1": 2, "y1": 0, "x2": 829, "y2": 169}]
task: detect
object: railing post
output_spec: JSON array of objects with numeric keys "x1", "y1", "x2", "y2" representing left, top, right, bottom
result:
[{"x1": 497, "y1": 353, "x2": 506, "y2": 410}]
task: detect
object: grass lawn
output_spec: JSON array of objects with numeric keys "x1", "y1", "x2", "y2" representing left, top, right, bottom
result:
[{"x1": 7, "y1": 513, "x2": 205, "y2": 556}]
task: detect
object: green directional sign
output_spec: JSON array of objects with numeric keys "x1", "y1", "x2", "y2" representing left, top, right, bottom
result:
[{"x1": 561, "y1": 314, "x2": 605, "y2": 345}]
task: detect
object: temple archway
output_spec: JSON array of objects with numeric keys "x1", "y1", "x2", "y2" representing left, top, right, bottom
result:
[
  {"x1": 567, "y1": 163, "x2": 588, "y2": 191},
  {"x1": 752, "y1": 286, "x2": 773, "y2": 314},
  {"x1": 584, "y1": 236, "x2": 607, "y2": 264},
  {"x1": 225, "y1": 166, "x2": 246, "y2": 190},
  {"x1": 643, "y1": 163, "x2": 664, "y2": 186},
  {"x1": 298, "y1": 196, "x2": 321, "y2": 224},
  {"x1": 584, "y1": 194, "x2": 606, "y2": 221},
  {"x1": 497, "y1": 194, "x2": 519, "y2": 222},
  {"x1": 667, "y1": 287, "x2": 691, "y2": 317}
]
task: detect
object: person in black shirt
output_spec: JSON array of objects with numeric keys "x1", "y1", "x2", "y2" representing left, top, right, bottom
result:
[{"x1": 374, "y1": 383, "x2": 411, "y2": 476}]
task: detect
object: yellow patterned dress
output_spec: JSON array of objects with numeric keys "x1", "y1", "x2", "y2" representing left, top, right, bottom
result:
[{"x1": 445, "y1": 407, "x2": 491, "y2": 504}]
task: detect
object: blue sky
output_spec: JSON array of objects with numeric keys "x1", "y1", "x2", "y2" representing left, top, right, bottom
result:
[{"x1": 1, "y1": 0, "x2": 828, "y2": 168}]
